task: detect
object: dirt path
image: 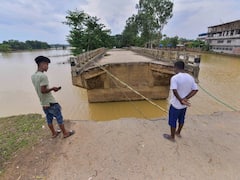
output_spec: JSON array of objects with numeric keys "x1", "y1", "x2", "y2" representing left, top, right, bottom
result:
[{"x1": 2, "y1": 111, "x2": 240, "y2": 180}]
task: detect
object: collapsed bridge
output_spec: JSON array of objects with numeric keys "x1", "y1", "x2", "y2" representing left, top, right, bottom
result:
[{"x1": 70, "y1": 47, "x2": 200, "y2": 103}]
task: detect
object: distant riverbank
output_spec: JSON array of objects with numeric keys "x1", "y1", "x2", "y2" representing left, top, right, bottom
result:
[
  {"x1": 0, "y1": 39, "x2": 70, "y2": 53},
  {"x1": 179, "y1": 47, "x2": 240, "y2": 58}
]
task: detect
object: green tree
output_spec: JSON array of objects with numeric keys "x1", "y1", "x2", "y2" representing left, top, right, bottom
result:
[
  {"x1": 160, "y1": 36, "x2": 179, "y2": 48},
  {"x1": 121, "y1": 15, "x2": 141, "y2": 47},
  {"x1": 3, "y1": 40, "x2": 27, "y2": 50},
  {"x1": 63, "y1": 10, "x2": 113, "y2": 55},
  {"x1": 25, "y1": 40, "x2": 50, "y2": 49},
  {"x1": 0, "y1": 44, "x2": 11, "y2": 52},
  {"x1": 186, "y1": 39, "x2": 209, "y2": 51},
  {"x1": 0, "y1": 40, "x2": 50, "y2": 52},
  {"x1": 120, "y1": 0, "x2": 173, "y2": 47},
  {"x1": 112, "y1": 34, "x2": 124, "y2": 48},
  {"x1": 135, "y1": 0, "x2": 173, "y2": 47},
  {"x1": 85, "y1": 16, "x2": 112, "y2": 50}
]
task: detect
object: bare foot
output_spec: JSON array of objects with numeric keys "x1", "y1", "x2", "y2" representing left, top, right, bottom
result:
[{"x1": 163, "y1": 134, "x2": 175, "y2": 142}]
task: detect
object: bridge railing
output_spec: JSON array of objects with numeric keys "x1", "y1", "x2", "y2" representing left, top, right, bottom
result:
[
  {"x1": 130, "y1": 47, "x2": 200, "y2": 63},
  {"x1": 70, "y1": 48, "x2": 107, "y2": 76},
  {"x1": 129, "y1": 47, "x2": 201, "y2": 82}
]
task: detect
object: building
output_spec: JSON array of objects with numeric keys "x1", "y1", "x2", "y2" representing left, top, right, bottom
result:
[
  {"x1": 197, "y1": 33, "x2": 208, "y2": 42},
  {"x1": 206, "y1": 20, "x2": 240, "y2": 55}
]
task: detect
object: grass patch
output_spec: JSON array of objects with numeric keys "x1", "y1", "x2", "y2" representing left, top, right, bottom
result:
[{"x1": 0, "y1": 114, "x2": 46, "y2": 174}]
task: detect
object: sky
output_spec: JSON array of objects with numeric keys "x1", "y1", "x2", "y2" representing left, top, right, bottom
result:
[{"x1": 0, "y1": 0, "x2": 240, "y2": 44}]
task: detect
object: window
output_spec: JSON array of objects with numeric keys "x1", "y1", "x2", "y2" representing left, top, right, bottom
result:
[
  {"x1": 227, "y1": 40, "x2": 231, "y2": 43},
  {"x1": 217, "y1": 40, "x2": 224, "y2": 43}
]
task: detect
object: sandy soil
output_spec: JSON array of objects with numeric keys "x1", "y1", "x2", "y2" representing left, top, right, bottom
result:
[{"x1": 2, "y1": 111, "x2": 240, "y2": 180}]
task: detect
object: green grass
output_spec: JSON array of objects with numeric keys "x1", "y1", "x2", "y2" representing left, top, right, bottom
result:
[{"x1": 0, "y1": 114, "x2": 46, "y2": 174}]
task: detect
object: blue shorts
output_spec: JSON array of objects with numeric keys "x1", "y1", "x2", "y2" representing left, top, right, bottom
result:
[
  {"x1": 168, "y1": 105, "x2": 187, "y2": 128},
  {"x1": 43, "y1": 103, "x2": 64, "y2": 125}
]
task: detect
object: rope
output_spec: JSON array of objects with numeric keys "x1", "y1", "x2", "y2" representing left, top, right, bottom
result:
[
  {"x1": 198, "y1": 84, "x2": 237, "y2": 111},
  {"x1": 110, "y1": 75, "x2": 152, "y2": 120},
  {"x1": 95, "y1": 62, "x2": 238, "y2": 114},
  {"x1": 94, "y1": 62, "x2": 168, "y2": 115}
]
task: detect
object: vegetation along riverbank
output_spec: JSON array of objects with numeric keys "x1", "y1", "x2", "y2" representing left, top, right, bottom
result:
[{"x1": 0, "y1": 114, "x2": 46, "y2": 175}]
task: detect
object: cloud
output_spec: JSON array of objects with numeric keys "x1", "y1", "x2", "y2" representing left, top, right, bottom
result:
[
  {"x1": 0, "y1": 0, "x2": 70, "y2": 43},
  {"x1": 80, "y1": 0, "x2": 138, "y2": 34},
  {"x1": 0, "y1": 0, "x2": 240, "y2": 43},
  {"x1": 0, "y1": 0, "x2": 138, "y2": 43},
  {"x1": 162, "y1": 0, "x2": 240, "y2": 39}
]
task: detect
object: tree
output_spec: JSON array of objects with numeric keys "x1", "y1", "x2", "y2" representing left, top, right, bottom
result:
[
  {"x1": 0, "y1": 40, "x2": 50, "y2": 52},
  {"x1": 63, "y1": 10, "x2": 113, "y2": 55},
  {"x1": 85, "y1": 16, "x2": 112, "y2": 50},
  {"x1": 135, "y1": 0, "x2": 173, "y2": 47},
  {"x1": 185, "y1": 39, "x2": 209, "y2": 51},
  {"x1": 25, "y1": 40, "x2": 50, "y2": 49},
  {"x1": 160, "y1": 36, "x2": 179, "y2": 48},
  {"x1": 113, "y1": 34, "x2": 124, "y2": 48},
  {"x1": 0, "y1": 44, "x2": 11, "y2": 52},
  {"x1": 120, "y1": 0, "x2": 173, "y2": 47},
  {"x1": 121, "y1": 15, "x2": 141, "y2": 47}
]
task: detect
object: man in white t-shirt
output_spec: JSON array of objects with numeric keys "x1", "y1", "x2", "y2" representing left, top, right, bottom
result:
[{"x1": 164, "y1": 61, "x2": 198, "y2": 142}]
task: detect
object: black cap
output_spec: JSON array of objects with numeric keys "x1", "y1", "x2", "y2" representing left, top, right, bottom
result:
[{"x1": 35, "y1": 56, "x2": 51, "y2": 65}]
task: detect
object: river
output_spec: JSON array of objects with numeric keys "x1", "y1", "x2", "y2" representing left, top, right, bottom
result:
[{"x1": 0, "y1": 49, "x2": 239, "y2": 121}]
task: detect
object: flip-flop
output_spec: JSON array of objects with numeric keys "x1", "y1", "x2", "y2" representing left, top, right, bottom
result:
[
  {"x1": 163, "y1": 134, "x2": 175, "y2": 142},
  {"x1": 63, "y1": 130, "x2": 75, "y2": 138},
  {"x1": 52, "y1": 131, "x2": 61, "y2": 138}
]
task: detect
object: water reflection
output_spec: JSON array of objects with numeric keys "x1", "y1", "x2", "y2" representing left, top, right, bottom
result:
[{"x1": 0, "y1": 50, "x2": 239, "y2": 121}]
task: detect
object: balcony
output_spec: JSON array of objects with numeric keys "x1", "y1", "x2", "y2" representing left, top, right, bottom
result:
[{"x1": 207, "y1": 34, "x2": 240, "y2": 40}]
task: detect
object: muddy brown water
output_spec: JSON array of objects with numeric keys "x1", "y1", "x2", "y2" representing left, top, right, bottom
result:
[{"x1": 0, "y1": 50, "x2": 239, "y2": 121}]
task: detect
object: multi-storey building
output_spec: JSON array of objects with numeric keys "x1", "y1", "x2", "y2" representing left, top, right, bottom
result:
[
  {"x1": 197, "y1": 33, "x2": 208, "y2": 42},
  {"x1": 206, "y1": 20, "x2": 240, "y2": 55}
]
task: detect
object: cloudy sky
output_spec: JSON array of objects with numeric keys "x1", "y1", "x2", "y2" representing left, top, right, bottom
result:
[{"x1": 0, "y1": 0, "x2": 240, "y2": 44}]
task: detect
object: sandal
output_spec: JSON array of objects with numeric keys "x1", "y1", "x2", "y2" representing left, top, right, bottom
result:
[
  {"x1": 63, "y1": 130, "x2": 75, "y2": 138},
  {"x1": 52, "y1": 131, "x2": 61, "y2": 138}
]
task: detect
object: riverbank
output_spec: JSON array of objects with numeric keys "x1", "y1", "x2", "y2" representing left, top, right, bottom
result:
[
  {"x1": 1, "y1": 111, "x2": 240, "y2": 179},
  {"x1": 0, "y1": 114, "x2": 46, "y2": 174}
]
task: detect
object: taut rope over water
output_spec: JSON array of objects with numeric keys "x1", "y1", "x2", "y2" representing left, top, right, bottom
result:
[{"x1": 94, "y1": 62, "x2": 168, "y2": 115}]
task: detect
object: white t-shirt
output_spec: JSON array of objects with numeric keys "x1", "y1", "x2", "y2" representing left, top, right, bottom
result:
[{"x1": 170, "y1": 72, "x2": 198, "y2": 109}]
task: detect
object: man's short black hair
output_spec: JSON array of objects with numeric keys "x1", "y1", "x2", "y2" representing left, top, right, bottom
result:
[
  {"x1": 35, "y1": 56, "x2": 51, "y2": 65},
  {"x1": 174, "y1": 60, "x2": 185, "y2": 70}
]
